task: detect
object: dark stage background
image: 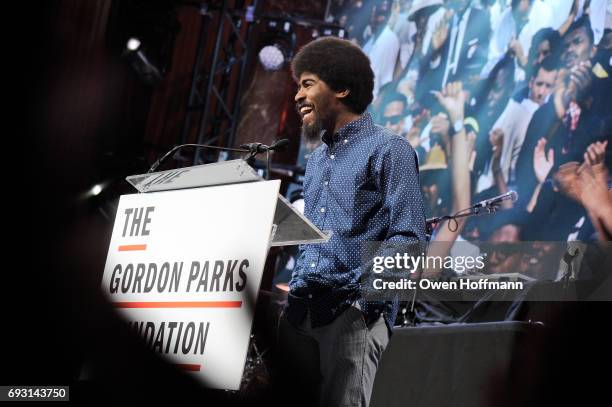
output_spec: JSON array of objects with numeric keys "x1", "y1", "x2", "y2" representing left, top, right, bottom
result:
[{"x1": 11, "y1": 1, "x2": 612, "y2": 405}]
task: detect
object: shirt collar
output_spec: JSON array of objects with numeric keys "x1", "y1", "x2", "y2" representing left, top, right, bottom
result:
[{"x1": 321, "y1": 112, "x2": 373, "y2": 146}]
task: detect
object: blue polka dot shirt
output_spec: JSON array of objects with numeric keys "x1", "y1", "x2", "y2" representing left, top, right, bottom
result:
[{"x1": 286, "y1": 112, "x2": 427, "y2": 330}]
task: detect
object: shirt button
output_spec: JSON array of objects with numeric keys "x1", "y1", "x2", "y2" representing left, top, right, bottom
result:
[
  {"x1": 343, "y1": 139, "x2": 348, "y2": 144},
  {"x1": 308, "y1": 294, "x2": 313, "y2": 299},
  {"x1": 310, "y1": 262, "x2": 316, "y2": 268},
  {"x1": 320, "y1": 207, "x2": 326, "y2": 213},
  {"x1": 330, "y1": 154, "x2": 335, "y2": 159},
  {"x1": 324, "y1": 181, "x2": 329, "y2": 186}
]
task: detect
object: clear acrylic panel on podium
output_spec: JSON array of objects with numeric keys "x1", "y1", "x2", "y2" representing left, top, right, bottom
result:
[{"x1": 126, "y1": 159, "x2": 329, "y2": 246}]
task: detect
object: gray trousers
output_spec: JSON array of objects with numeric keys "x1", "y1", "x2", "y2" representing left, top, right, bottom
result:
[{"x1": 277, "y1": 304, "x2": 390, "y2": 407}]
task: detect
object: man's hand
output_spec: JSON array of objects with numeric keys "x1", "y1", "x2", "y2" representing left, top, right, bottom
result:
[
  {"x1": 578, "y1": 138, "x2": 612, "y2": 241},
  {"x1": 578, "y1": 140, "x2": 608, "y2": 185},
  {"x1": 579, "y1": 165, "x2": 610, "y2": 217},
  {"x1": 554, "y1": 141, "x2": 608, "y2": 203},
  {"x1": 555, "y1": 162, "x2": 582, "y2": 202},
  {"x1": 490, "y1": 128, "x2": 504, "y2": 167},
  {"x1": 553, "y1": 61, "x2": 592, "y2": 117},
  {"x1": 431, "y1": 81, "x2": 465, "y2": 124},
  {"x1": 567, "y1": 61, "x2": 593, "y2": 100},
  {"x1": 430, "y1": 112, "x2": 450, "y2": 138},
  {"x1": 581, "y1": 140, "x2": 608, "y2": 168},
  {"x1": 533, "y1": 138, "x2": 554, "y2": 184},
  {"x1": 553, "y1": 69, "x2": 569, "y2": 118}
]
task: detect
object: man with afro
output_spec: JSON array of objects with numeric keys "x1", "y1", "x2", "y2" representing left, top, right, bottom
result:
[{"x1": 277, "y1": 36, "x2": 426, "y2": 406}]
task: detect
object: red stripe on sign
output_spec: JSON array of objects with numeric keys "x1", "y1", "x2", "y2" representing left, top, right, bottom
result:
[
  {"x1": 113, "y1": 301, "x2": 243, "y2": 308},
  {"x1": 118, "y1": 244, "x2": 147, "y2": 251},
  {"x1": 175, "y1": 364, "x2": 201, "y2": 372}
]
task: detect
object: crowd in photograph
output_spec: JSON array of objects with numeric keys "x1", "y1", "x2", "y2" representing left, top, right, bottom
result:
[{"x1": 326, "y1": 0, "x2": 611, "y2": 247}]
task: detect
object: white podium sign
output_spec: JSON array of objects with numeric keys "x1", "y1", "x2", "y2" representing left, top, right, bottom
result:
[{"x1": 102, "y1": 180, "x2": 280, "y2": 390}]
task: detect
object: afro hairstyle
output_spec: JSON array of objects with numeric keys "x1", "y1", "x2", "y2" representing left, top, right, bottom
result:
[{"x1": 291, "y1": 37, "x2": 374, "y2": 114}]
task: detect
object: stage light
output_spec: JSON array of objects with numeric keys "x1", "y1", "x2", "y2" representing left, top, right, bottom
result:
[
  {"x1": 258, "y1": 44, "x2": 285, "y2": 71},
  {"x1": 80, "y1": 182, "x2": 109, "y2": 200},
  {"x1": 123, "y1": 37, "x2": 162, "y2": 84},
  {"x1": 257, "y1": 19, "x2": 296, "y2": 71},
  {"x1": 91, "y1": 184, "x2": 103, "y2": 196},
  {"x1": 126, "y1": 37, "x2": 141, "y2": 51}
]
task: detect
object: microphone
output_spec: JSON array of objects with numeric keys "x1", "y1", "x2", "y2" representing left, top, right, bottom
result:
[
  {"x1": 240, "y1": 139, "x2": 290, "y2": 155},
  {"x1": 239, "y1": 139, "x2": 290, "y2": 181},
  {"x1": 472, "y1": 191, "x2": 518, "y2": 208},
  {"x1": 269, "y1": 139, "x2": 290, "y2": 151},
  {"x1": 240, "y1": 142, "x2": 265, "y2": 154}
]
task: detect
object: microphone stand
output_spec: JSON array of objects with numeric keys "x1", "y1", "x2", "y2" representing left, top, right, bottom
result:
[
  {"x1": 241, "y1": 139, "x2": 289, "y2": 180},
  {"x1": 147, "y1": 143, "x2": 249, "y2": 173},
  {"x1": 425, "y1": 205, "x2": 499, "y2": 236},
  {"x1": 240, "y1": 145, "x2": 270, "y2": 180},
  {"x1": 403, "y1": 204, "x2": 501, "y2": 327},
  {"x1": 148, "y1": 139, "x2": 288, "y2": 178}
]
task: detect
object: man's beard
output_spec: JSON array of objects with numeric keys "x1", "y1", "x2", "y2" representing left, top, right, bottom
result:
[{"x1": 301, "y1": 113, "x2": 324, "y2": 143}]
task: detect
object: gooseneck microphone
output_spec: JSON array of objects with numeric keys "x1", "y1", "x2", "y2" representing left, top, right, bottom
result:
[
  {"x1": 147, "y1": 143, "x2": 250, "y2": 173},
  {"x1": 471, "y1": 190, "x2": 518, "y2": 209},
  {"x1": 240, "y1": 139, "x2": 290, "y2": 155}
]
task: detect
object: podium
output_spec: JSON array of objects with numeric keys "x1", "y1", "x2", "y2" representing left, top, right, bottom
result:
[{"x1": 102, "y1": 159, "x2": 327, "y2": 390}]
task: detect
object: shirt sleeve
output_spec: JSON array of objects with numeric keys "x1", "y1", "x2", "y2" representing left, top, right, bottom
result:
[{"x1": 378, "y1": 137, "x2": 427, "y2": 244}]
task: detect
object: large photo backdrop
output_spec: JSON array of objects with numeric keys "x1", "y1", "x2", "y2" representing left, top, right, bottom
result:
[{"x1": 305, "y1": 0, "x2": 612, "y2": 243}]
